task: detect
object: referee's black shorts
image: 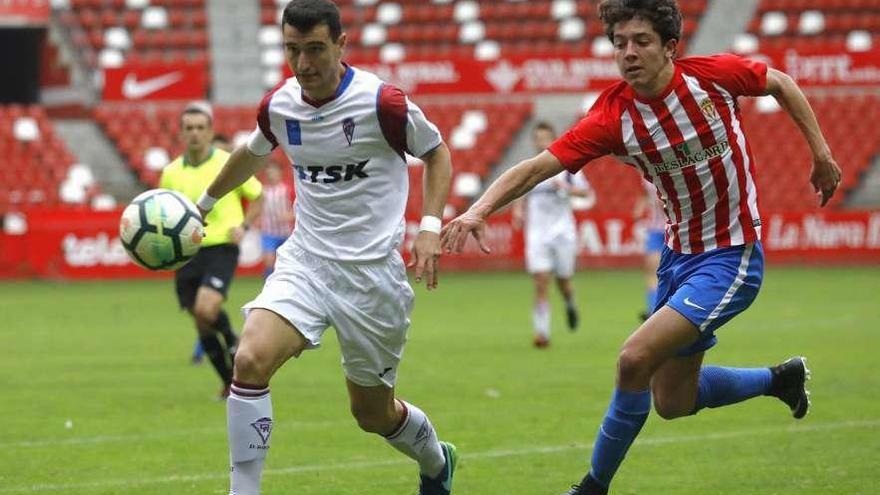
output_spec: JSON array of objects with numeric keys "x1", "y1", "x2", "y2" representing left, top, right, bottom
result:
[{"x1": 175, "y1": 244, "x2": 240, "y2": 309}]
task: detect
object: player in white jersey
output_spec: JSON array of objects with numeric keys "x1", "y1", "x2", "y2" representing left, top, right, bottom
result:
[
  {"x1": 512, "y1": 122, "x2": 596, "y2": 347},
  {"x1": 195, "y1": 1, "x2": 457, "y2": 494}
]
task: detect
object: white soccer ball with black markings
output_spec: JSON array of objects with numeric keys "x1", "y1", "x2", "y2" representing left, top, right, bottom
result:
[{"x1": 119, "y1": 189, "x2": 205, "y2": 271}]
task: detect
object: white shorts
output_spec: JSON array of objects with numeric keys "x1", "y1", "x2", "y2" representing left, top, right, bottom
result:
[
  {"x1": 526, "y1": 233, "x2": 577, "y2": 278},
  {"x1": 243, "y1": 243, "x2": 414, "y2": 387}
]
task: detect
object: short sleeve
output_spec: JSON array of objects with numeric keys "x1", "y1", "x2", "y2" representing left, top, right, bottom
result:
[
  {"x1": 404, "y1": 97, "x2": 442, "y2": 157},
  {"x1": 547, "y1": 110, "x2": 618, "y2": 172},
  {"x1": 704, "y1": 54, "x2": 767, "y2": 97},
  {"x1": 247, "y1": 127, "x2": 274, "y2": 156},
  {"x1": 377, "y1": 83, "x2": 442, "y2": 159},
  {"x1": 237, "y1": 175, "x2": 263, "y2": 201}
]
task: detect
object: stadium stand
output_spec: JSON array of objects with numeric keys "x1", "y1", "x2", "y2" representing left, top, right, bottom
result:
[
  {"x1": 93, "y1": 100, "x2": 532, "y2": 214},
  {"x1": 0, "y1": 105, "x2": 101, "y2": 214}
]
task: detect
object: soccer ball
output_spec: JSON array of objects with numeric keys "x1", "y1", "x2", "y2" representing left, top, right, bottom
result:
[{"x1": 119, "y1": 189, "x2": 205, "y2": 270}]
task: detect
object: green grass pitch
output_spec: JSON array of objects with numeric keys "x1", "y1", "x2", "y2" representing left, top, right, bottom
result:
[{"x1": 1, "y1": 267, "x2": 878, "y2": 494}]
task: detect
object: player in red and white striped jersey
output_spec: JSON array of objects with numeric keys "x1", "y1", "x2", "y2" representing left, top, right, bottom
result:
[
  {"x1": 257, "y1": 162, "x2": 294, "y2": 278},
  {"x1": 442, "y1": 1, "x2": 841, "y2": 493}
]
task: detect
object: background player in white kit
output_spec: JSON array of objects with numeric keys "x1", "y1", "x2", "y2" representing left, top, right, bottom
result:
[
  {"x1": 512, "y1": 122, "x2": 596, "y2": 348},
  {"x1": 195, "y1": 1, "x2": 456, "y2": 494}
]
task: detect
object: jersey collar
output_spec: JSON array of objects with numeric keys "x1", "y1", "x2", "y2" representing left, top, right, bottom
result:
[
  {"x1": 183, "y1": 147, "x2": 214, "y2": 167},
  {"x1": 301, "y1": 64, "x2": 355, "y2": 108}
]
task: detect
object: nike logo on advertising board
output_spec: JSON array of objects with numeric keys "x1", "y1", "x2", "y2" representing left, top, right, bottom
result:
[
  {"x1": 683, "y1": 297, "x2": 707, "y2": 311},
  {"x1": 122, "y1": 72, "x2": 183, "y2": 99}
]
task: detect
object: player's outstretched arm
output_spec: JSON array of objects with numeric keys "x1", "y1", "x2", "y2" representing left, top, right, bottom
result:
[
  {"x1": 441, "y1": 151, "x2": 564, "y2": 254},
  {"x1": 197, "y1": 144, "x2": 270, "y2": 216},
  {"x1": 410, "y1": 142, "x2": 452, "y2": 290},
  {"x1": 765, "y1": 68, "x2": 842, "y2": 207}
]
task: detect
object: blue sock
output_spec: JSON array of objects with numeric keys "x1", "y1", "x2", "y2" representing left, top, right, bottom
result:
[
  {"x1": 588, "y1": 388, "x2": 651, "y2": 488},
  {"x1": 192, "y1": 339, "x2": 204, "y2": 359},
  {"x1": 646, "y1": 287, "x2": 657, "y2": 312},
  {"x1": 693, "y1": 366, "x2": 772, "y2": 413}
]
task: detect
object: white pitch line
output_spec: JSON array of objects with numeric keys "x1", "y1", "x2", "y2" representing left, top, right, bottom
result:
[{"x1": 2, "y1": 419, "x2": 877, "y2": 494}]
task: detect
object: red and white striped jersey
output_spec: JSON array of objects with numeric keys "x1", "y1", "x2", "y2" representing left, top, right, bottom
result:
[
  {"x1": 642, "y1": 179, "x2": 667, "y2": 232},
  {"x1": 548, "y1": 54, "x2": 768, "y2": 254},
  {"x1": 259, "y1": 182, "x2": 294, "y2": 238}
]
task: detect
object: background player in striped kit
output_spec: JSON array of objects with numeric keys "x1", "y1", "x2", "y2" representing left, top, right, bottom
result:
[
  {"x1": 512, "y1": 121, "x2": 596, "y2": 348},
  {"x1": 441, "y1": 1, "x2": 841, "y2": 493},
  {"x1": 196, "y1": 1, "x2": 457, "y2": 494},
  {"x1": 257, "y1": 161, "x2": 294, "y2": 278},
  {"x1": 633, "y1": 178, "x2": 667, "y2": 321}
]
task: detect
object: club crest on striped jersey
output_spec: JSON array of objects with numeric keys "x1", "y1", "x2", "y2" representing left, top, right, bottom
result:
[
  {"x1": 250, "y1": 417, "x2": 273, "y2": 446},
  {"x1": 342, "y1": 117, "x2": 355, "y2": 146},
  {"x1": 699, "y1": 98, "x2": 719, "y2": 122}
]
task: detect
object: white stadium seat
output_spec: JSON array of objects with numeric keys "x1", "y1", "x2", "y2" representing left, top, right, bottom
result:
[
  {"x1": 459, "y1": 21, "x2": 485, "y2": 44},
  {"x1": 144, "y1": 147, "x2": 170, "y2": 171},
  {"x1": 474, "y1": 40, "x2": 500, "y2": 61},
  {"x1": 104, "y1": 27, "x2": 131, "y2": 50},
  {"x1": 13, "y1": 117, "x2": 40, "y2": 142},
  {"x1": 361, "y1": 24, "x2": 387, "y2": 46},
  {"x1": 98, "y1": 48, "x2": 124, "y2": 68},
  {"x1": 453, "y1": 1, "x2": 479, "y2": 23},
  {"x1": 141, "y1": 6, "x2": 169, "y2": 30},
  {"x1": 380, "y1": 43, "x2": 406, "y2": 63},
  {"x1": 453, "y1": 173, "x2": 481, "y2": 197},
  {"x1": 551, "y1": 0, "x2": 576, "y2": 20},
  {"x1": 847, "y1": 30, "x2": 872, "y2": 52},
  {"x1": 558, "y1": 17, "x2": 585, "y2": 41},
  {"x1": 591, "y1": 36, "x2": 614, "y2": 57},
  {"x1": 798, "y1": 11, "x2": 825, "y2": 35},
  {"x1": 760, "y1": 12, "x2": 787, "y2": 36},
  {"x1": 732, "y1": 33, "x2": 759, "y2": 54},
  {"x1": 377, "y1": 3, "x2": 403, "y2": 25}
]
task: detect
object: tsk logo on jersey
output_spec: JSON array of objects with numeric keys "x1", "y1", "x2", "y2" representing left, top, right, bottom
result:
[
  {"x1": 699, "y1": 98, "x2": 720, "y2": 122},
  {"x1": 294, "y1": 160, "x2": 370, "y2": 183},
  {"x1": 342, "y1": 117, "x2": 355, "y2": 146}
]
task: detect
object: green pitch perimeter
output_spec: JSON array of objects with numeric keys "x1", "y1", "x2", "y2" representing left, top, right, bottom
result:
[{"x1": 1, "y1": 267, "x2": 878, "y2": 494}]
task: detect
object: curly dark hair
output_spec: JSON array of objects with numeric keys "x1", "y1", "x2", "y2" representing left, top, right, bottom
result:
[{"x1": 598, "y1": 0, "x2": 682, "y2": 45}]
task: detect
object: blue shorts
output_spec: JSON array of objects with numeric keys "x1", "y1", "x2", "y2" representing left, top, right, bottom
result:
[
  {"x1": 654, "y1": 242, "x2": 764, "y2": 356},
  {"x1": 645, "y1": 229, "x2": 666, "y2": 254},
  {"x1": 261, "y1": 234, "x2": 287, "y2": 253}
]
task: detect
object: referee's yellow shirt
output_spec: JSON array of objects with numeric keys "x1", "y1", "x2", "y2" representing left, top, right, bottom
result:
[{"x1": 159, "y1": 148, "x2": 262, "y2": 247}]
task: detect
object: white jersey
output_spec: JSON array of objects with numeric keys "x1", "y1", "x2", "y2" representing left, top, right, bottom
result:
[
  {"x1": 525, "y1": 171, "x2": 590, "y2": 240},
  {"x1": 248, "y1": 65, "x2": 442, "y2": 261}
]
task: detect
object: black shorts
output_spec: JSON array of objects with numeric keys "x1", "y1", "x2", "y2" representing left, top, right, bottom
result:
[{"x1": 175, "y1": 244, "x2": 240, "y2": 309}]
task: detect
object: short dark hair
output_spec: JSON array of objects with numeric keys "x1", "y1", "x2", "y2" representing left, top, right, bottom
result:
[
  {"x1": 598, "y1": 0, "x2": 682, "y2": 45},
  {"x1": 533, "y1": 121, "x2": 556, "y2": 136},
  {"x1": 180, "y1": 101, "x2": 213, "y2": 126},
  {"x1": 281, "y1": 0, "x2": 342, "y2": 41}
]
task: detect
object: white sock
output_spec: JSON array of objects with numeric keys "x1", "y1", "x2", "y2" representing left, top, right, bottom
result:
[
  {"x1": 533, "y1": 301, "x2": 550, "y2": 338},
  {"x1": 385, "y1": 400, "x2": 446, "y2": 478},
  {"x1": 228, "y1": 383, "x2": 273, "y2": 495}
]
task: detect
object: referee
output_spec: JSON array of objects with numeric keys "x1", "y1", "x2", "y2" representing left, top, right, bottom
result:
[{"x1": 159, "y1": 101, "x2": 263, "y2": 399}]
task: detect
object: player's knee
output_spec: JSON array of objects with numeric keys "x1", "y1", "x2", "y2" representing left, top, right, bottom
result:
[
  {"x1": 652, "y1": 394, "x2": 690, "y2": 420},
  {"x1": 232, "y1": 346, "x2": 272, "y2": 383},
  {"x1": 616, "y1": 346, "x2": 652, "y2": 384},
  {"x1": 350, "y1": 404, "x2": 394, "y2": 434},
  {"x1": 192, "y1": 304, "x2": 220, "y2": 329}
]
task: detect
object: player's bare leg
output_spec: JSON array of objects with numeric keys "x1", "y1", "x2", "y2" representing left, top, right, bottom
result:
[
  {"x1": 189, "y1": 287, "x2": 235, "y2": 396},
  {"x1": 346, "y1": 381, "x2": 455, "y2": 494},
  {"x1": 555, "y1": 276, "x2": 579, "y2": 331},
  {"x1": 227, "y1": 308, "x2": 308, "y2": 495},
  {"x1": 532, "y1": 272, "x2": 552, "y2": 347},
  {"x1": 566, "y1": 307, "x2": 699, "y2": 495}
]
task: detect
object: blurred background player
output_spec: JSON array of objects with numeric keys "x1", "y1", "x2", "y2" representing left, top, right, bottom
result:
[
  {"x1": 196, "y1": 1, "x2": 457, "y2": 493},
  {"x1": 257, "y1": 161, "x2": 294, "y2": 278},
  {"x1": 512, "y1": 121, "x2": 596, "y2": 348},
  {"x1": 160, "y1": 101, "x2": 263, "y2": 398},
  {"x1": 190, "y1": 133, "x2": 236, "y2": 365},
  {"x1": 441, "y1": 0, "x2": 840, "y2": 493},
  {"x1": 633, "y1": 178, "x2": 666, "y2": 321}
]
